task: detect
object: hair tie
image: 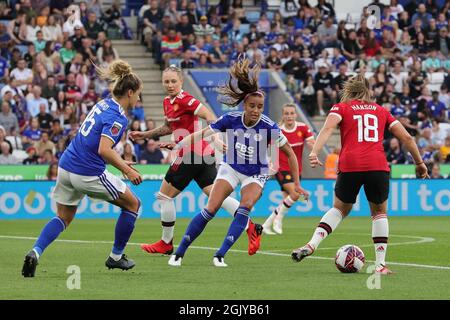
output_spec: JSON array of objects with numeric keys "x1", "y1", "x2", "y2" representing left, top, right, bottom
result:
[{"x1": 244, "y1": 90, "x2": 265, "y2": 101}]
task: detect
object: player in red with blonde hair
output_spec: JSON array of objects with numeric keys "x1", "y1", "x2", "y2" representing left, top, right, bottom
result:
[
  {"x1": 129, "y1": 65, "x2": 262, "y2": 256},
  {"x1": 292, "y1": 74, "x2": 428, "y2": 274},
  {"x1": 262, "y1": 104, "x2": 314, "y2": 235}
]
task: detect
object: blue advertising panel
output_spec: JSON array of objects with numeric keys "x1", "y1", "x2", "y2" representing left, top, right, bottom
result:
[
  {"x1": 1, "y1": 180, "x2": 449, "y2": 219},
  {"x1": 189, "y1": 70, "x2": 276, "y2": 116}
]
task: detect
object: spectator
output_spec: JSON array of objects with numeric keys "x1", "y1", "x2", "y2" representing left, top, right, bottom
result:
[
  {"x1": 331, "y1": 47, "x2": 348, "y2": 71},
  {"x1": 282, "y1": 50, "x2": 308, "y2": 84},
  {"x1": 435, "y1": 27, "x2": 449, "y2": 59},
  {"x1": 10, "y1": 58, "x2": 33, "y2": 92},
  {"x1": 333, "y1": 64, "x2": 349, "y2": 99},
  {"x1": 342, "y1": 29, "x2": 362, "y2": 61},
  {"x1": 0, "y1": 23, "x2": 13, "y2": 59},
  {"x1": 257, "y1": 12, "x2": 271, "y2": 34},
  {"x1": 46, "y1": 162, "x2": 58, "y2": 180},
  {"x1": 316, "y1": 16, "x2": 338, "y2": 47},
  {"x1": 63, "y1": 73, "x2": 82, "y2": 104},
  {"x1": 390, "y1": 96, "x2": 406, "y2": 117},
  {"x1": 386, "y1": 137, "x2": 406, "y2": 164},
  {"x1": 23, "y1": 117, "x2": 42, "y2": 142},
  {"x1": 314, "y1": 63, "x2": 336, "y2": 116},
  {"x1": 180, "y1": 49, "x2": 195, "y2": 69},
  {"x1": 26, "y1": 85, "x2": 49, "y2": 118},
  {"x1": 22, "y1": 146, "x2": 40, "y2": 164},
  {"x1": 139, "y1": 139, "x2": 165, "y2": 164},
  {"x1": 32, "y1": 61, "x2": 48, "y2": 87},
  {"x1": 35, "y1": 131, "x2": 55, "y2": 156},
  {"x1": 42, "y1": 75, "x2": 60, "y2": 101},
  {"x1": 42, "y1": 15, "x2": 63, "y2": 43},
  {"x1": 194, "y1": 15, "x2": 214, "y2": 37},
  {"x1": 176, "y1": 14, "x2": 194, "y2": 48},
  {"x1": 84, "y1": 11, "x2": 103, "y2": 40},
  {"x1": 230, "y1": 0, "x2": 248, "y2": 24},
  {"x1": 430, "y1": 163, "x2": 443, "y2": 179},
  {"x1": 280, "y1": 0, "x2": 299, "y2": 24},
  {"x1": 40, "y1": 148, "x2": 56, "y2": 164},
  {"x1": 0, "y1": 102, "x2": 19, "y2": 135},
  {"x1": 7, "y1": 10, "x2": 27, "y2": 45},
  {"x1": 440, "y1": 136, "x2": 450, "y2": 163},
  {"x1": 161, "y1": 28, "x2": 183, "y2": 69},
  {"x1": 298, "y1": 74, "x2": 316, "y2": 116},
  {"x1": 96, "y1": 39, "x2": 119, "y2": 64},
  {"x1": 411, "y1": 3, "x2": 433, "y2": 29},
  {"x1": 324, "y1": 147, "x2": 339, "y2": 179},
  {"x1": 49, "y1": 119, "x2": 65, "y2": 144},
  {"x1": 122, "y1": 142, "x2": 137, "y2": 162},
  {"x1": 390, "y1": 60, "x2": 407, "y2": 95},
  {"x1": 33, "y1": 30, "x2": 46, "y2": 53},
  {"x1": 0, "y1": 141, "x2": 19, "y2": 164},
  {"x1": 427, "y1": 91, "x2": 446, "y2": 122},
  {"x1": 37, "y1": 103, "x2": 53, "y2": 131}
]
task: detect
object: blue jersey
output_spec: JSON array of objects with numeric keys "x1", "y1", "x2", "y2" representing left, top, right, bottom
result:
[
  {"x1": 59, "y1": 98, "x2": 128, "y2": 176},
  {"x1": 210, "y1": 112, "x2": 287, "y2": 176}
]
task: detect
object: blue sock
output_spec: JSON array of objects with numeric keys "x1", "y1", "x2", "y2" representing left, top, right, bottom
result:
[
  {"x1": 216, "y1": 207, "x2": 250, "y2": 257},
  {"x1": 175, "y1": 209, "x2": 214, "y2": 257},
  {"x1": 33, "y1": 216, "x2": 66, "y2": 257},
  {"x1": 112, "y1": 210, "x2": 138, "y2": 255}
]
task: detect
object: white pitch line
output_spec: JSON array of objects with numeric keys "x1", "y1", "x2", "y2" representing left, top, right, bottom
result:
[{"x1": 1, "y1": 235, "x2": 449, "y2": 271}]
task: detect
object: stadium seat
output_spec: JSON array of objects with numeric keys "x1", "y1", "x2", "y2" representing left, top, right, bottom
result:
[
  {"x1": 364, "y1": 72, "x2": 374, "y2": 79},
  {"x1": 325, "y1": 47, "x2": 335, "y2": 58},
  {"x1": 16, "y1": 45, "x2": 28, "y2": 56},
  {"x1": 247, "y1": 11, "x2": 261, "y2": 23},
  {"x1": 239, "y1": 24, "x2": 250, "y2": 35},
  {"x1": 266, "y1": 11, "x2": 275, "y2": 20},
  {"x1": 0, "y1": 20, "x2": 9, "y2": 28},
  {"x1": 169, "y1": 58, "x2": 181, "y2": 67}
]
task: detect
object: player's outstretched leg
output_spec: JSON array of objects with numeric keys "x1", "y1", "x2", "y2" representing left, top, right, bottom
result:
[
  {"x1": 106, "y1": 189, "x2": 140, "y2": 271},
  {"x1": 22, "y1": 205, "x2": 75, "y2": 278},
  {"x1": 168, "y1": 208, "x2": 215, "y2": 267},
  {"x1": 213, "y1": 192, "x2": 263, "y2": 255},
  {"x1": 292, "y1": 207, "x2": 344, "y2": 263},
  {"x1": 141, "y1": 191, "x2": 175, "y2": 255}
]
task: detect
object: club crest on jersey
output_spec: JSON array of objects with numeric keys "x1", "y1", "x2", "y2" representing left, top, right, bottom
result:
[
  {"x1": 297, "y1": 131, "x2": 303, "y2": 137},
  {"x1": 110, "y1": 121, "x2": 122, "y2": 136},
  {"x1": 173, "y1": 104, "x2": 179, "y2": 111},
  {"x1": 254, "y1": 133, "x2": 263, "y2": 142}
]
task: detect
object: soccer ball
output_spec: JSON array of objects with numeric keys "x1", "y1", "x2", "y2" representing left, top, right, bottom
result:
[{"x1": 335, "y1": 245, "x2": 365, "y2": 273}]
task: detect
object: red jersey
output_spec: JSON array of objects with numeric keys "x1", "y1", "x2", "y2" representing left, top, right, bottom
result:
[
  {"x1": 329, "y1": 100, "x2": 399, "y2": 172},
  {"x1": 278, "y1": 122, "x2": 314, "y2": 174},
  {"x1": 163, "y1": 90, "x2": 213, "y2": 156}
]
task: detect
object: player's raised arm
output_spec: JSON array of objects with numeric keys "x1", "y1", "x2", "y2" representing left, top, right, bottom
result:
[
  {"x1": 389, "y1": 121, "x2": 429, "y2": 179},
  {"x1": 98, "y1": 136, "x2": 142, "y2": 185},
  {"x1": 309, "y1": 113, "x2": 341, "y2": 167},
  {"x1": 176, "y1": 126, "x2": 214, "y2": 149}
]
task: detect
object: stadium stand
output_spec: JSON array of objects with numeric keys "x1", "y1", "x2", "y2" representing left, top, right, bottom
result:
[{"x1": 0, "y1": 0, "x2": 448, "y2": 179}]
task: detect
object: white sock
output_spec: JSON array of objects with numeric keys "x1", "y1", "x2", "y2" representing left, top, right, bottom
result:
[
  {"x1": 32, "y1": 248, "x2": 40, "y2": 259},
  {"x1": 158, "y1": 192, "x2": 176, "y2": 244},
  {"x1": 221, "y1": 197, "x2": 250, "y2": 230},
  {"x1": 308, "y1": 207, "x2": 343, "y2": 249},
  {"x1": 276, "y1": 195, "x2": 296, "y2": 220},
  {"x1": 372, "y1": 214, "x2": 389, "y2": 266},
  {"x1": 263, "y1": 212, "x2": 276, "y2": 229},
  {"x1": 109, "y1": 252, "x2": 122, "y2": 261}
]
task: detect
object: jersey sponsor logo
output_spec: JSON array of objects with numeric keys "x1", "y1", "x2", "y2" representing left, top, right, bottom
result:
[{"x1": 110, "y1": 121, "x2": 122, "y2": 136}]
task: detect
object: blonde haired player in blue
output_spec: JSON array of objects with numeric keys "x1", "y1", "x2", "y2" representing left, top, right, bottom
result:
[{"x1": 22, "y1": 60, "x2": 143, "y2": 277}]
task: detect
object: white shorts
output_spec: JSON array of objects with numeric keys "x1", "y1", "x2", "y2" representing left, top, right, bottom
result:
[
  {"x1": 52, "y1": 167, "x2": 127, "y2": 206},
  {"x1": 215, "y1": 162, "x2": 269, "y2": 190}
]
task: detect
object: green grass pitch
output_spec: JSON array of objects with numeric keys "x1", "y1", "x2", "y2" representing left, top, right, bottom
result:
[{"x1": 1, "y1": 217, "x2": 449, "y2": 300}]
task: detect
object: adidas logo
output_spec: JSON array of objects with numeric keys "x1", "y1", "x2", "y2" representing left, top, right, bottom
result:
[
  {"x1": 317, "y1": 232, "x2": 325, "y2": 238},
  {"x1": 377, "y1": 246, "x2": 385, "y2": 251},
  {"x1": 226, "y1": 235, "x2": 235, "y2": 243}
]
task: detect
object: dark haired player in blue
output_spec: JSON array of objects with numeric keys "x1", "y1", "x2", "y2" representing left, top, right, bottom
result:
[
  {"x1": 22, "y1": 60, "x2": 144, "y2": 277},
  {"x1": 167, "y1": 58, "x2": 308, "y2": 267}
]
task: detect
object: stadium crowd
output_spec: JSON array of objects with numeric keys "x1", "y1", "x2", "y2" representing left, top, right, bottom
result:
[
  {"x1": 139, "y1": 0, "x2": 449, "y2": 177},
  {"x1": 0, "y1": 0, "x2": 448, "y2": 179},
  {"x1": 0, "y1": 0, "x2": 171, "y2": 176}
]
